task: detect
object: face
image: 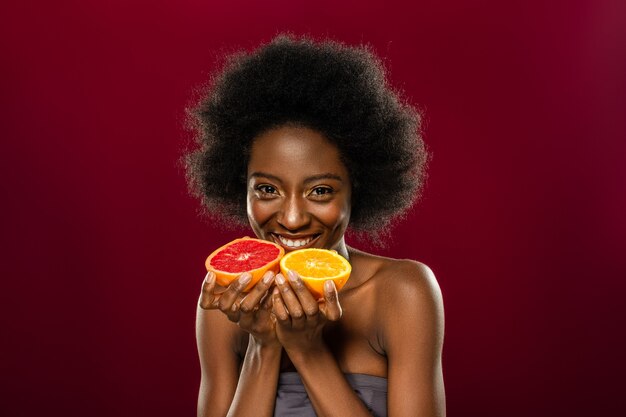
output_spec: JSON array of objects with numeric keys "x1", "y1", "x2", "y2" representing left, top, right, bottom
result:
[{"x1": 246, "y1": 125, "x2": 352, "y2": 257}]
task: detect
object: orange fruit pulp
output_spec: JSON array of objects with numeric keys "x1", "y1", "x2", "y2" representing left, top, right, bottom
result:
[
  {"x1": 205, "y1": 237, "x2": 285, "y2": 291},
  {"x1": 279, "y1": 248, "x2": 351, "y2": 300}
]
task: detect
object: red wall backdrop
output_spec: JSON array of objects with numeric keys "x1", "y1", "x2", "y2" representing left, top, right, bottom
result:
[{"x1": 2, "y1": 1, "x2": 625, "y2": 416}]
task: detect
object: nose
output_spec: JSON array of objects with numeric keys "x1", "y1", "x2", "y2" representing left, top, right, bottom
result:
[{"x1": 277, "y1": 195, "x2": 311, "y2": 231}]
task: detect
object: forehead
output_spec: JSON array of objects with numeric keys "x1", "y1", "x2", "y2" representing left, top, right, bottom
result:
[{"x1": 247, "y1": 126, "x2": 349, "y2": 180}]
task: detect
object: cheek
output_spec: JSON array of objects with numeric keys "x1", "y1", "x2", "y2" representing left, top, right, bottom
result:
[
  {"x1": 247, "y1": 198, "x2": 273, "y2": 228},
  {"x1": 314, "y1": 200, "x2": 351, "y2": 229}
]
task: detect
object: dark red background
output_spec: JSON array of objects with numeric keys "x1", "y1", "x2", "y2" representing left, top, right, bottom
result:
[{"x1": 2, "y1": 0, "x2": 625, "y2": 415}]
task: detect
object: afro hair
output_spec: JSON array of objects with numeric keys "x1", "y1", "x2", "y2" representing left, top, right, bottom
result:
[{"x1": 185, "y1": 34, "x2": 428, "y2": 233}]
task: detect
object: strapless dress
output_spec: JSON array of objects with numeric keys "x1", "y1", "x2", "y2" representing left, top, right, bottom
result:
[{"x1": 274, "y1": 371, "x2": 387, "y2": 417}]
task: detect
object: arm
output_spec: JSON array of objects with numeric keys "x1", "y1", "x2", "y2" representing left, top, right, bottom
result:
[
  {"x1": 227, "y1": 336, "x2": 282, "y2": 417},
  {"x1": 287, "y1": 341, "x2": 373, "y2": 417},
  {"x1": 196, "y1": 304, "x2": 240, "y2": 417},
  {"x1": 272, "y1": 272, "x2": 373, "y2": 417},
  {"x1": 383, "y1": 262, "x2": 446, "y2": 417},
  {"x1": 197, "y1": 271, "x2": 282, "y2": 417}
]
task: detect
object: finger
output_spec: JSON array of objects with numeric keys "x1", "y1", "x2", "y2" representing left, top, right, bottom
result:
[
  {"x1": 256, "y1": 284, "x2": 274, "y2": 314},
  {"x1": 263, "y1": 287, "x2": 274, "y2": 309},
  {"x1": 240, "y1": 287, "x2": 275, "y2": 331},
  {"x1": 199, "y1": 272, "x2": 219, "y2": 310},
  {"x1": 226, "y1": 299, "x2": 242, "y2": 323},
  {"x1": 320, "y1": 280, "x2": 342, "y2": 321},
  {"x1": 257, "y1": 288, "x2": 277, "y2": 326},
  {"x1": 286, "y1": 270, "x2": 319, "y2": 318},
  {"x1": 218, "y1": 273, "x2": 252, "y2": 314},
  {"x1": 275, "y1": 273, "x2": 305, "y2": 329},
  {"x1": 239, "y1": 270, "x2": 275, "y2": 314},
  {"x1": 258, "y1": 286, "x2": 275, "y2": 316},
  {"x1": 271, "y1": 286, "x2": 290, "y2": 324}
]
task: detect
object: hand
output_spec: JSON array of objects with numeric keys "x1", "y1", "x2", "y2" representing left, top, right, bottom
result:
[
  {"x1": 199, "y1": 270, "x2": 279, "y2": 346},
  {"x1": 271, "y1": 271, "x2": 342, "y2": 354}
]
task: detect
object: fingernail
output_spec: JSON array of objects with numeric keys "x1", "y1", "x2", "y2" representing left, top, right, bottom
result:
[
  {"x1": 205, "y1": 271, "x2": 215, "y2": 283},
  {"x1": 239, "y1": 273, "x2": 252, "y2": 285},
  {"x1": 287, "y1": 270, "x2": 298, "y2": 282},
  {"x1": 324, "y1": 280, "x2": 335, "y2": 292},
  {"x1": 263, "y1": 271, "x2": 274, "y2": 284},
  {"x1": 275, "y1": 274, "x2": 285, "y2": 285}
]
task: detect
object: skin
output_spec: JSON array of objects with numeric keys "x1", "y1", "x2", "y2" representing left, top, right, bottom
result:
[{"x1": 196, "y1": 125, "x2": 445, "y2": 417}]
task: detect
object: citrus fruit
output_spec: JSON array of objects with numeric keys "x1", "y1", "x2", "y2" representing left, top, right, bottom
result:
[
  {"x1": 279, "y1": 248, "x2": 351, "y2": 300},
  {"x1": 205, "y1": 237, "x2": 285, "y2": 291}
]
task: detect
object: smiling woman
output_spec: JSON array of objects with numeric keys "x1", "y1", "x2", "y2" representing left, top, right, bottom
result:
[
  {"x1": 246, "y1": 126, "x2": 352, "y2": 256},
  {"x1": 185, "y1": 35, "x2": 445, "y2": 417}
]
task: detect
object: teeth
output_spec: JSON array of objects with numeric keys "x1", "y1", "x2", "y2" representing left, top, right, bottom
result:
[{"x1": 278, "y1": 235, "x2": 313, "y2": 248}]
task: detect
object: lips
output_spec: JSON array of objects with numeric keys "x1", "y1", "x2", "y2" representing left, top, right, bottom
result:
[{"x1": 272, "y1": 233, "x2": 319, "y2": 250}]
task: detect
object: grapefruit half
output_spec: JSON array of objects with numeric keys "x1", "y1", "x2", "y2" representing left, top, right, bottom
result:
[
  {"x1": 205, "y1": 237, "x2": 285, "y2": 291},
  {"x1": 279, "y1": 248, "x2": 351, "y2": 300}
]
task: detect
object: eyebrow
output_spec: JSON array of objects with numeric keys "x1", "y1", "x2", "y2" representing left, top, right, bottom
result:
[{"x1": 249, "y1": 172, "x2": 344, "y2": 184}]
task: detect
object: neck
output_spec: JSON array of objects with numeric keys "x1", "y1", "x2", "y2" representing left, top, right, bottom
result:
[{"x1": 333, "y1": 238, "x2": 350, "y2": 261}]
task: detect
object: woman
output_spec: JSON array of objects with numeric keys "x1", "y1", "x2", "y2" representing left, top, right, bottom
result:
[{"x1": 186, "y1": 35, "x2": 445, "y2": 417}]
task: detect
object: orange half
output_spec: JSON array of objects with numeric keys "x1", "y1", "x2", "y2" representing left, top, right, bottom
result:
[{"x1": 279, "y1": 248, "x2": 351, "y2": 300}]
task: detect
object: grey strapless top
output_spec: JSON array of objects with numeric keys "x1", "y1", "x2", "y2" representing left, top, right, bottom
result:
[{"x1": 274, "y1": 372, "x2": 388, "y2": 417}]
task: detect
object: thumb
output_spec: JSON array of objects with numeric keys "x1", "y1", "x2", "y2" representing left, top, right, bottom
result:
[
  {"x1": 320, "y1": 280, "x2": 342, "y2": 321},
  {"x1": 198, "y1": 272, "x2": 220, "y2": 309}
]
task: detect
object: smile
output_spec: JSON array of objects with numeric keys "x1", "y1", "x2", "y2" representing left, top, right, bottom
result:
[{"x1": 273, "y1": 234, "x2": 318, "y2": 249}]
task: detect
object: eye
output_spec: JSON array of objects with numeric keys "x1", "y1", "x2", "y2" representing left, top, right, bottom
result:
[
  {"x1": 309, "y1": 186, "x2": 334, "y2": 200},
  {"x1": 312, "y1": 187, "x2": 332, "y2": 195},
  {"x1": 256, "y1": 184, "x2": 278, "y2": 195}
]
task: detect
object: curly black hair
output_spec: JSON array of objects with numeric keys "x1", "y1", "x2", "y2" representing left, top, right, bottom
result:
[{"x1": 185, "y1": 34, "x2": 427, "y2": 233}]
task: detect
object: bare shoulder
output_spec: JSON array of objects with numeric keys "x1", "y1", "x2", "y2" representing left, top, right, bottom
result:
[
  {"x1": 348, "y1": 251, "x2": 446, "y2": 414},
  {"x1": 372, "y1": 257, "x2": 444, "y2": 357},
  {"x1": 378, "y1": 258, "x2": 442, "y2": 305},
  {"x1": 348, "y1": 248, "x2": 444, "y2": 325},
  {"x1": 350, "y1": 249, "x2": 443, "y2": 310}
]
